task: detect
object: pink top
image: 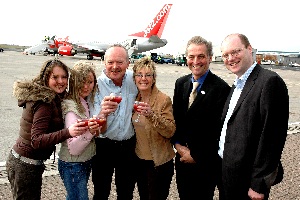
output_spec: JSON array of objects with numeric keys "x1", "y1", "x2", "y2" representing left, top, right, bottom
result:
[{"x1": 65, "y1": 97, "x2": 94, "y2": 156}]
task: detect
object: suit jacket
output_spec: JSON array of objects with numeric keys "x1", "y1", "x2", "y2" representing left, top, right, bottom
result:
[
  {"x1": 172, "y1": 70, "x2": 230, "y2": 169},
  {"x1": 221, "y1": 64, "x2": 289, "y2": 197}
]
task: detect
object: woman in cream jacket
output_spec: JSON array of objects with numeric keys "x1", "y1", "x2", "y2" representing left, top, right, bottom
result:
[{"x1": 132, "y1": 57, "x2": 176, "y2": 200}]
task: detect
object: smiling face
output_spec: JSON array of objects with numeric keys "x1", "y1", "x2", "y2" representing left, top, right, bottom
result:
[
  {"x1": 48, "y1": 66, "x2": 68, "y2": 94},
  {"x1": 134, "y1": 67, "x2": 154, "y2": 92},
  {"x1": 186, "y1": 43, "x2": 212, "y2": 80},
  {"x1": 79, "y1": 72, "x2": 95, "y2": 99},
  {"x1": 221, "y1": 34, "x2": 254, "y2": 78},
  {"x1": 104, "y1": 46, "x2": 130, "y2": 86}
]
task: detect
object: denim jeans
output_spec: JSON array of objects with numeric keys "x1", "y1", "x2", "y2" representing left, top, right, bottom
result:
[{"x1": 58, "y1": 159, "x2": 92, "y2": 200}]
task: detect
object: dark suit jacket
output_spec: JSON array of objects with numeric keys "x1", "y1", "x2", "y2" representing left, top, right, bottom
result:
[
  {"x1": 221, "y1": 64, "x2": 289, "y2": 198},
  {"x1": 172, "y1": 70, "x2": 230, "y2": 169}
]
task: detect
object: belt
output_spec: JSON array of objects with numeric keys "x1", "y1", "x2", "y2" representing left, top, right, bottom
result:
[
  {"x1": 11, "y1": 149, "x2": 44, "y2": 165},
  {"x1": 95, "y1": 136, "x2": 135, "y2": 146}
]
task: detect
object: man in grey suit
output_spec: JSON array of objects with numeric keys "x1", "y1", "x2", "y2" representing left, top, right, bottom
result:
[
  {"x1": 172, "y1": 36, "x2": 230, "y2": 199},
  {"x1": 218, "y1": 33, "x2": 289, "y2": 200}
]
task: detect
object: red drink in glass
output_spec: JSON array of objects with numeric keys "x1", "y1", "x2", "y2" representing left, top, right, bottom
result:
[
  {"x1": 95, "y1": 118, "x2": 106, "y2": 126},
  {"x1": 77, "y1": 118, "x2": 89, "y2": 127},
  {"x1": 112, "y1": 96, "x2": 122, "y2": 104}
]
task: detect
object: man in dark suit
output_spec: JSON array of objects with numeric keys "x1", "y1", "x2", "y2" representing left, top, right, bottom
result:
[
  {"x1": 218, "y1": 33, "x2": 289, "y2": 200},
  {"x1": 172, "y1": 36, "x2": 231, "y2": 199}
]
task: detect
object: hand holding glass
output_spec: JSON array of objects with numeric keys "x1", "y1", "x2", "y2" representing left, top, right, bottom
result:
[
  {"x1": 134, "y1": 101, "x2": 141, "y2": 122},
  {"x1": 110, "y1": 92, "x2": 122, "y2": 104},
  {"x1": 77, "y1": 117, "x2": 106, "y2": 127}
]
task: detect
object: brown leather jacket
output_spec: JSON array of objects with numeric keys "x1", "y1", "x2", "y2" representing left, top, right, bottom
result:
[{"x1": 12, "y1": 80, "x2": 71, "y2": 160}]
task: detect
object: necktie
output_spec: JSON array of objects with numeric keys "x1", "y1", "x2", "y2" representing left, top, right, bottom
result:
[{"x1": 188, "y1": 82, "x2": 199, "y2": 108}]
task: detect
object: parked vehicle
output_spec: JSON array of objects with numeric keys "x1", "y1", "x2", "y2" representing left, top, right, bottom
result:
[
  {"x1": 175, "y1": 55, "x2": 187, "y2": 66},
  {"x1": 130, "y1": 54, "x2": 147, "y2": 63}
]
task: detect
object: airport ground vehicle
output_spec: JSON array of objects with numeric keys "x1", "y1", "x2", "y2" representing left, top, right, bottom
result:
[
  {"x1": 153, "y1": 56, "x2": 174, "y2": 64},
  {"x1": 130, "y1": 54, "x2": 147, "y2": 63},
  {"x1": 150, "y1": 53, "x2": 175, "y2": 64},
  {"x1": 175, "y1": 55, "x2": 187, "y2": 66},
  {"x1": 156, "y1": 56, "x2": 174, "y2": 64}
]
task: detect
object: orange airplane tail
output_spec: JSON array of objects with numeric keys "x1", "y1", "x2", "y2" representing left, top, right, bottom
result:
[{"x1": 129, "y1": 4, "x2": 172, "y2": 38}]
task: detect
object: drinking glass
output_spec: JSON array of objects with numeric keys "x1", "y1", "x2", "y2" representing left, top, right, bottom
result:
[
  {"x1": 93, "y1": 114, "x2": 107, "y2": 138},
  {"x1": 110, "y1": 92, "x2": 122, "y2": 115},
  {"x1": 134, "y1": 101, "x2": 141, "y2": 122},
  {"x1": 110, "y1": 92, "x2": 122, "y2": 104}
]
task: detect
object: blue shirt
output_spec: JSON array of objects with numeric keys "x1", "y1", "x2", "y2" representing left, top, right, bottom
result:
[
  {"x1": 191, "y1": 69, "x2": 209, "y2": 92},
  {"x1": 218, "y1": 62, "x2": 256, "y2": 158},
  {"x1": 89, "y1": 69, "x2": 138, "y2": 141}
]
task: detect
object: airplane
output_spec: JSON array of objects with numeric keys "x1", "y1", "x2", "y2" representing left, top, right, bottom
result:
[
  {"x1": 23, "y1": 36, "x2": 70, "y2": 55},
  {"x1": 57, "y1": 3, "x2": 172, "y2": 60}
]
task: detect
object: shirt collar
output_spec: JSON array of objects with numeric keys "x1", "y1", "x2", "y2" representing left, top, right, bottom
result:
[
  {"x1": 191, "y1": 69, "x2": 209, "y2": 84},
  {"x1": 234, "y1": 62, "x2": 256, "y2": 89}
]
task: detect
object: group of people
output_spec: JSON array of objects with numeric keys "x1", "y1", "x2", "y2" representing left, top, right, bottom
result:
[{"x1": 6, "y1": 33, "x2": 289, "y2": 200}]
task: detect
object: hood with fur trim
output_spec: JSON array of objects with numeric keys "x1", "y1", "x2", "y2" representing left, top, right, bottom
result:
[{"x1": 13, "y1": 80, "x2": 57, "y2": 107}]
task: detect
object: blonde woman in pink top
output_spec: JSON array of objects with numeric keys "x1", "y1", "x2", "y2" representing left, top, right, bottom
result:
[{"x1": 58, "y1": 60, "x2": 107, "y2": 200}]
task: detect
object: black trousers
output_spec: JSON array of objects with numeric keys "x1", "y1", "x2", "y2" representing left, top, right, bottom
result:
[
  {"x1": 175, "y1": 153, "x2": 220, "y2": 200},
  {"x1": 6, "y1": 152, "x2": 45, "y2": 200},
  {"x1": 92, "y1": 136, "x2": 137, "y2": 200},
  {"x1": 218, "y1": 155, "x2": 270, "y2": 200},
  {"x1": 136, "y1": 159, "x2": 174, "y2": 200}
]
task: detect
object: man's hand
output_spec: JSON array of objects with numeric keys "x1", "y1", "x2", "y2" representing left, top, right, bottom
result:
[
  {"x1": 248, "y1": 188, "x2": 265, "y2": 200},
  {"x1": 174, "y1": 143, "x2": 195, "y2": 163},
  {"x1": 99, "y1": 96, "x2": 118, "y2": 116}
]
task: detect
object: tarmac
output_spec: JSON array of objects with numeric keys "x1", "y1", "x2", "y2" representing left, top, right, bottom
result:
[{"x1": 0, "y1": 51, "x2": 299, "y2": 199}]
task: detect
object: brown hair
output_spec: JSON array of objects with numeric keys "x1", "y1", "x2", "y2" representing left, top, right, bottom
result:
[
  {"x1": 185, "y1": 36, "x2": 213, "y2": 57},
  {"x1": 36, "y1": 59, "x2": 69, "y2": 86},
  {"x1": 32, "y1": 59, "x2": 69, "y2": 98}
]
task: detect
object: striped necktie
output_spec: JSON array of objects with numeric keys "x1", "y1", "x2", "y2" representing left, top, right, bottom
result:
[{"x1": 188, "y1": 82, "x2": 199, "y2": 108}]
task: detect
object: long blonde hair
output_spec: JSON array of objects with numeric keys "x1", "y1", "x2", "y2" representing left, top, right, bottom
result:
[{"x1": 67, "y1": 60, "x2": 98, "y2": 114}]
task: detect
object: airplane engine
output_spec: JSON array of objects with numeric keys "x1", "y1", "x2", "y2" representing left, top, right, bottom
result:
[{"x1": 58, "y1": 46, "x2": 77, "y2": 56}]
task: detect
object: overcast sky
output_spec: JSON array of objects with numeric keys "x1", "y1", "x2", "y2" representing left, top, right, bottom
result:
[{"x1": 1, "y1": 0, "x2": 299, "y2": 55}]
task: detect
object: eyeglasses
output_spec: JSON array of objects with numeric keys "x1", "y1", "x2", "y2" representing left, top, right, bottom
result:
[
  {"x1": 135, "y1": 74, "x2": 153, "y2": 78},
  {"x1": 222, "y1": 48, "x2": 244, "y2": 60}
]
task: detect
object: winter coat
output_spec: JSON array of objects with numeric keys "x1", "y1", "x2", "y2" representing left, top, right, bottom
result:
[{"x1": 12, "y1": 80, "x2": 71, "y2": 160}]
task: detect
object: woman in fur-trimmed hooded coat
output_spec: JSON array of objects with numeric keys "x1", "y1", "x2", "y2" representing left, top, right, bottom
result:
[{"x1": 6, "y1": 59, "x2": 85, "y2": 200}]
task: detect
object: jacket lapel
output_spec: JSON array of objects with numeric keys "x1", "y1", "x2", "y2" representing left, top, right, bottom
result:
[
  {"x1": 231, "y1": 65, "x2": 261, "y2": 118},
  {"x1": 183, "y1": 75, "x2": 192, "y2": 101}
]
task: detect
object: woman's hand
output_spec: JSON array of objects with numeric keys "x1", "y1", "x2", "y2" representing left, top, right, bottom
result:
[
  {"x1": 68, "y1": 122, "x2": 88, "y2": 137},
  {"x1": 88, "y1": 118, "x2": 101, "y2": 137},
  {"x1": 136, "y1": 102, "x2": 152, "y2": 117}
]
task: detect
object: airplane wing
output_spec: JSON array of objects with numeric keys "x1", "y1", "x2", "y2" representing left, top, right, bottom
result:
[
  {"x1": 148, "y1": 35, "x2": 167, "y2": 44},
  {"x1": 75, "y1": 43, "x2": 106, "y2": 53},
  {"x1": 23, "y1": 43, "x2": 49, "y2": 54}
]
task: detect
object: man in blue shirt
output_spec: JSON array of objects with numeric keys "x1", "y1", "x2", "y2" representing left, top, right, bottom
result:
[{"x1": 90, "y1": 44, "x2": 138, "y2": 200}]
